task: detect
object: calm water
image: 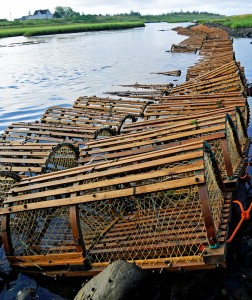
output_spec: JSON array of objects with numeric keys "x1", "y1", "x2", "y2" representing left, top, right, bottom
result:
[
  {"x1": 233, "y1": 38, "x2": 252, "y2": 143},
  {"x1": 0, "y1": 22, "x2": 200, "y2": 132}
]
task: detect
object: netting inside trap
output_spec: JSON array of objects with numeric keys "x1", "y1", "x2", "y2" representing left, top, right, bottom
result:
[
  {"x1": 235, "y1": 110, "x2": 247, "y2": 148},
  {"x1": 204, "y1": 151, "x2": 224, "y2": 230},
  {"x1": 5, "y1": 143, "x2": 226, "y2": 268},
  {"x1": 10, "y1": 205, "x2": 75, "y2": 256},
  {"x1": 225, "y1": 119, "x2": 241, "y2": 173},
  {"x1": 44, "y1": 144, "x2": 78, "y2": 173},
  {"x1": 79, "y1": 185, "x2": 207, "y2": 265},
  {"x1": 0, "y1": 172, "x2": 20, "y2": 231}
]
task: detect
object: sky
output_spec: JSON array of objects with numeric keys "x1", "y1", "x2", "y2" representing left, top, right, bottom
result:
[{"x1": 1, "y1": 0, "x2": 252, "y2": 20}]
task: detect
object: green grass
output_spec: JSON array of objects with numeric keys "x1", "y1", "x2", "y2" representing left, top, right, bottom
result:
[
  {"x1": 200, "y1": 14, "x2": 252, "y2": 28},
  {"x1": 0, "y1": 21, "x2": 144, "y2": 38}
]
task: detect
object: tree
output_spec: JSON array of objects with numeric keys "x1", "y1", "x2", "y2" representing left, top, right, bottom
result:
[{"x1": 54, "y1": 6, "x2": 80, "y2": 18}]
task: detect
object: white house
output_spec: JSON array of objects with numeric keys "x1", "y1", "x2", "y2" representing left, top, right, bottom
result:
[{"x1": 20, "y1": 9, "x2": 53, "y2": 20}]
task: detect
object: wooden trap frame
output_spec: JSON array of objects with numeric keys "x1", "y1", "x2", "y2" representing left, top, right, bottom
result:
[
  {"x1": 0, "y1": 141, "x2": 231, "y2": 275},
  {"x1": 0, "y1": 142, "x2": 79, "y2": 176},
  {"x1": 122, "y1": 107, "x2": 248, "y2": 152},
  {"x1": 80, "y1": 114, "x2": 247, "y2": 183},
  {"x1": 143, "y1": 101, "x2": 246, "y2": 120},
  {"x1": 1, "y1": 122, "x2": 116, "y2": 146},
  {"x1": 73, "y1": 96, "x2": 151, "y2": 117},
  {"x1": 167, "y1": 61, "x2": 245, "y2": 96},
  {"x1": 0, "y1": 171, "x2": 21, "y2": 243},
  {"x1": 41, "y1": 106, "x2": 137, "y2": 134}
]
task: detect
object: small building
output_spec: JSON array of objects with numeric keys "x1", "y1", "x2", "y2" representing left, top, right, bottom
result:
[
  {"x1": 32, "y1": 9, "x2": 53, "y2": 19},
  {"x1": 19, "y1": 9, "x2": 53, "y2": 20}
]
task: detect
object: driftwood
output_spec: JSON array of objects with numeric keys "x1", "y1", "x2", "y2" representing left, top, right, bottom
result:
[{"x1": 150, "y1": 70, "x2": 181, "y2": 76}]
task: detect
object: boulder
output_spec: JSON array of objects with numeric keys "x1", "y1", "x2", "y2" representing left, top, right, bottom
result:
[{"x1": 74, "y1": 260, "x2": 147, "y2": 300}]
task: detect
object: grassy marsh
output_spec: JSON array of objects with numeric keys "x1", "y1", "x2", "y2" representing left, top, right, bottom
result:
[{"x1": 0, "y1": 21, "x2": 145, "y2": 38}]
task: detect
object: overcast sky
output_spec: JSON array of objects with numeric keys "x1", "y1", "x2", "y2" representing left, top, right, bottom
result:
[{"x1": 1, "y1": 0, "x2": 252, "y2": 20}]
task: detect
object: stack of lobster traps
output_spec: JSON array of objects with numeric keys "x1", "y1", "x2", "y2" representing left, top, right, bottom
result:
[
  {"x1": 0, "y1": 24, "x2": 251, "y2": 277},
  {"x1": 0, "y1": 141, "x2": 232, "y2": 275}
]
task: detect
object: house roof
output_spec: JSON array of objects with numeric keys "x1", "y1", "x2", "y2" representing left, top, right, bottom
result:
[{"x1": 34, "y1": 9, "x2": 51, "y2": 15}]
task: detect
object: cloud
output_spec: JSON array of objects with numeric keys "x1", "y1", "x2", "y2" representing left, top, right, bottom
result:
[
  {"x1": 1, "y1": 0, "x2": 252, "y2": 20},
  {"x1": 71, "y1": 0, "x2": 252, "y2": 16}
]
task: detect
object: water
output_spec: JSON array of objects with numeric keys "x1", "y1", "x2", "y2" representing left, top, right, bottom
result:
[
  {"x1": 233, "y1": 38, "x2": 252, "y2": 141},
  {"x1": 0, "y1": 22, "x2": 199, "y2": 132}
]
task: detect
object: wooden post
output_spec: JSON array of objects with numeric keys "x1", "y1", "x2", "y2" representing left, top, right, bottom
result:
[
  {"x1": 1, "y1": 214, "x2": 12, "y2": 255},
  {"x1": 69, "y1": 205, "x2": 85, "y2": 254},
  {"x1": 198, "y1": 184, "x2": 218, "y2": 248},
  {"x1": 221, "y1": 138, "x2": 234, "y2": 179}
]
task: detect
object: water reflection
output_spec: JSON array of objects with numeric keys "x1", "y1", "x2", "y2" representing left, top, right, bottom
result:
[{"x1": 0, "y1": 23, "x2": 199, "y2": 132}]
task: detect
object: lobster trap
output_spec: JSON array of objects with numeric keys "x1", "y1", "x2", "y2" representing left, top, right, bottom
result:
[
  {"x1": 0, "y1": 171, "x2": 21, "y2": 243},
  {"x1": 41, "y1": 106, "x2": 137, "y2": 134},
  {"x1": 73, "y1": 96, "x2": 151, "y2": 117},
  {"x1": 0, "y1": 142, "x2": 79, "y2": 176},
  {"x1": 1, "y1": 122, "x2": 116, "y2": 146},
  {"x1": 1, "y1": 141, "x2": 231, "y2": 275},
  {"x1": 122, "y1": 106, "x2": 247, "y2": 141},
  {"x1": 80, "y1": 114, "x2": 246, "y2": 184},
  {"x1": 143, "y1": 100, "x2": 246, "y2": 119}
]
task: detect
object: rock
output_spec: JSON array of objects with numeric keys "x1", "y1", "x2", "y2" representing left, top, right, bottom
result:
[
  {"x1": 16, "y1": 287, "x2": 36, "y2": 300},
  {"x1": 74, "y1": 260, "x2": 147, "y2": 300},
  {"x1": 0, "y1": 273, "x2": 65, "y2": 300}
]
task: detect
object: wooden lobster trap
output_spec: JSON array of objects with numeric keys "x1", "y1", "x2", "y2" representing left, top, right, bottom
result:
[
  {"x1": 80, "y1": 113, "x2": 247, "y2": 184},
  {"x1": 143, "y1": 100, "x2": 246, "y2": 120},
  {"x1": 168, "y1": 61, "x2": 245, "y2": 96},
  {"x1": 41, "y1": 106, "x2": 137, "y2": 134},
  {"x1": 0, "y1": 171, "x2": 21, "y2": 243},
  {"x1": 73, "y1": 96, "x2": 151, "y2": 117},
  {"x1": 1, "y1": 122, "x2": 116, "y2": 146},
  {"x1": 0, "y1": 142, "x2": 79, "y2": 176},
  {"x1": 122, "y1": 106, "x2": 247, "y2": 135},
  {"x1": 0, "y1": 141, "x2": 231, "y2": 275},
  {"x1": 158, "y1": 92, "x2": 246, "y2": 105},
  {"x1": 122, "y1": 107, "x2": 248, "y2": 154}
]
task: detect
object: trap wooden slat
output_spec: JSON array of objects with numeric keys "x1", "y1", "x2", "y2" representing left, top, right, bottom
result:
[
  {"x1": 41, "y1": 106, "x2": 137, "y2": 133},
  {"x1": 0, "y1": 142, "x2": 79, "y2": 176},
  {"x1": 73, "y1": 96, "x2": 150, "y2": 117},
  {"x1": 115, "y1": 91, "x2": 244, "y2": 101},
  {"x1": 0, "y1": 171, "x2": 21, "y2": 244},
  {"x1": 1, "y1": 122, "x2": 116, "y2": 146},
  {"x1": 143, "y1": 101, "x2": 246, "y2": 119},
  {"x1": 121, "y1": 107, "x2": 248, "y2": 151},
  {"x1": 1, "y1": 141, "x2": 230, "y2": 273},
  {"x1": 79, "y1": 114, "x2": 245, "y2": 182}
]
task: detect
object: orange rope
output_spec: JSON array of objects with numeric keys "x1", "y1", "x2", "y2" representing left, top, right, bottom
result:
[{"x1": 227, "y1": 200, "x2": 252, "y2": 243}]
